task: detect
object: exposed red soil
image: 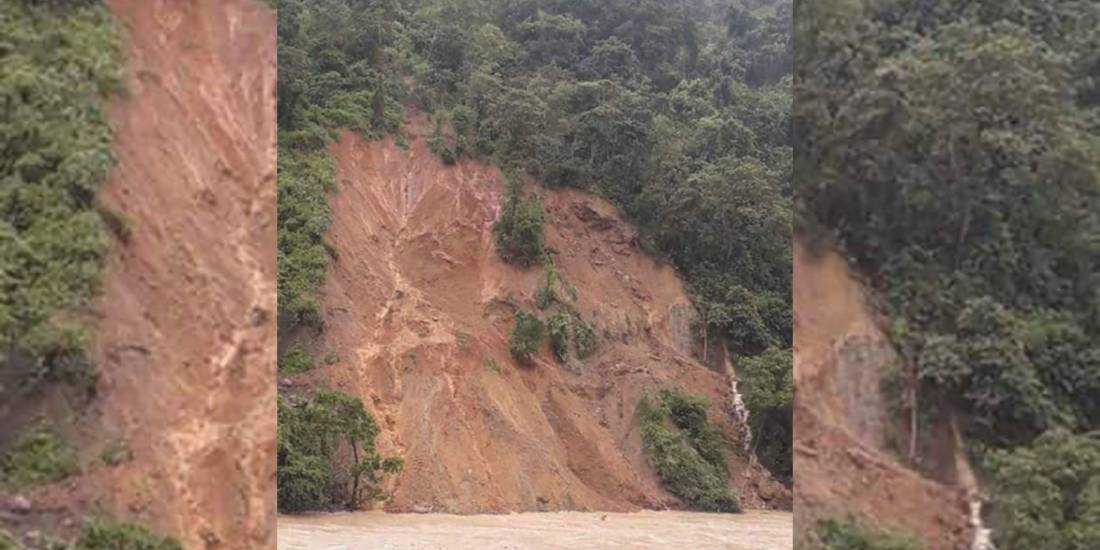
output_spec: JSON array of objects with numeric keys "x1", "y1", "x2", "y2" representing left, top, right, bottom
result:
[
  {"x1": 291, "y1": 111, "x2": 789, "y2": 514},
  {"x1": 8, "y1": 2, "x2": 277, "y2": 549},
  {"x1": 793, "y1": 238, "x2": 971, "y2": 549}
]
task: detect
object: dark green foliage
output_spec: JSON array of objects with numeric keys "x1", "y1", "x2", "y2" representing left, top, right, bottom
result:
[
  {"x1": 278, "y1": 346, "x2": 314, "y2": 374},
  {"x1": 277, "y1": 390, "x2": 402, "y2": 513},
  {"x1": 493, "y1": 173, "x2": 545, "y2": 267},
  {"x1": 572, "y1": 316, "x2": 597, "y2": 359},
  {"x1": 798, "y1": 0, "x2": 1100, "y2": 539},
  {"x1": 1, "y1": 424, "x2": 78, "y2": 488},
  {"x1": 984, "y1": 430, "x2": 1100, "y2": 549},
  {"x1": 429, "y1": 117, "x2": 456, "y2": 165},
  {"x1": 548, "y1": 312, "x2": 570, "y2": 362},
  {"x1": 277, "y1": 151, "x2": 336, "y2": 330},
  {"x1": 637, "y1": 390, "x2": 740, "y2": 513},
  {"x1": 508, "y1": 309, "x2": 544, "y2": 362},
  {"x1": 77, "y1": 519, "x2": 182, "y2": 550},
  {"x1": 816, "y1": 517, "x2": 922, "y2": 550},
  {"x1": 739, "y1": 347, "x2": 793, "y2": 482},
  {"x1": 0, "y1": 0, "x2": 122, "y2": 385}
]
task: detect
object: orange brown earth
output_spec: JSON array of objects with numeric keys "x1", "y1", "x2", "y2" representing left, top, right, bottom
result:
[
  {"x1": 8, "y1": 1, "x2": 277, "y2": 548},
  {"x1": 284, "y1": 111, "x2": 789, "y2": 514},
  {"x1": 792, "y1": 238, "x2": 971, "y2": 549}
]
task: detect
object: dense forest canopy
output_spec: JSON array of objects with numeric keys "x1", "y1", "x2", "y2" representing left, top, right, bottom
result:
[
  {"x1": 797, "y1": 0, "x2": 1100, "y2": 546},
  {"x1": 276, "y1": 0, "x2": 794, "y2": 497}
]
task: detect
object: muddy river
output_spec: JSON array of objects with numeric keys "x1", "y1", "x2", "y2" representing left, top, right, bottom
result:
[{"x1": 278, "y1": 510, "x2": 792, "y2": 549}]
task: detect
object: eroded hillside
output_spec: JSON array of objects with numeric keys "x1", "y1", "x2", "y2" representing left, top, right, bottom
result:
[
  {"x1": 792, "y1": 238, "x2": 973, "y2": 549},
  {"x1": 286, "y1": 112, "x2": 788, "y2": 513},
  {"x1": 4, "y1": 1, "x2": 277, "y2": 548}
]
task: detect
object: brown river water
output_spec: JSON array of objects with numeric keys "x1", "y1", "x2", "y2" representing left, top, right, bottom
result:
[{"x1": 277, "y1": 510, "x2": 793, "y2": 549}]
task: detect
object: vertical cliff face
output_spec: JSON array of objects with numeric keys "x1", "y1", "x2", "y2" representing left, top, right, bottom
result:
[
  {"x1": 84, "y1": 1, "x2": 276, "y2": 547},
  {"x1": 286, "y1": 112, "x2": 789, "y2": 513},
  {"x1": 793, "y1": 238, "x2": 973, "y2": 549}
]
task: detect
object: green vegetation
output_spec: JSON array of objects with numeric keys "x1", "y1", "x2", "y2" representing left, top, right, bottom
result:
[
  {"x1": 738, "y1": 347, "x2": 792, "y2": 482},
  {"x1": 535, "y1": 263, "x2": 573, "y2": 310},
  {"x1": 278, "y1": 346, "x2": 314, "y2": 374},
  {"x1": 1, "y1": 425, "x2": 78, "y2": 489},
  {"x1": 77, "y1": 518, "x2": 182, "y2": 550},
  {"x1": 638, "y1": 389, "x2": 739, "y2": 513},
  {"x1": 508, "y1": 309, "x2": 544, "y2": 362},
  {"x1": 547, "y1": 312, "x2": 570, "y2": 362},
  {"x1": 0, "y1": 529, "x2": 16, "y2": 550},
  {"x1": 0, "y1": 0, "x2": 121, "y2": 388},
  {"x1": 984, "y1": 430, "x2": 1100, "y2": 549},
  {"x1": 572, "y1": 316, "x2": 597, "y2": 359},
  {"x1": 99, "y1": 437, "x2": 132, "y2": 467},
  {"x1": 816, "y1": 518, "x2": 922, "y2": 550},
  {"x1": 492, "y1": 172, "x2": 545, "y2": 267},
  {"x1": 277, "y1": 389, "x2": 402, "y2": 513},
  {"x1": 429, "y1": 117, "x2": 456, "y2": 165},
  {"x1": 799, "y1": 0, "x2": 1100, "y2": 545}
]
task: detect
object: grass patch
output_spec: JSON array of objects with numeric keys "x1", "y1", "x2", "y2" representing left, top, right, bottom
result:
[
  {"x1": 0, "y1": 529, "x2": 16, "y2": 550},
  {"x1": 278, "y1": 347, "x2": 314, "y2": 374},
  {"x1": 483, "y1": 356, "x2": 502, "y2": 373},
  {"x1": 573, "y1": 316, "x2": 598, "y2": 359},
  {"x1": 2, "y1": 425, "x2": 78, "y2": 488},
  {"x1": 638, "y1": 389, "x2": 739, "y2": 512},
  {"x1": 99, "y1": 438, "x2": 132, "y2": 467},
  {"x1": 77, "y1": 518, "x2": 182, "y2": 550},
  {"x1": 816, "y1": 517, "x2": 922, "y2": 550}
]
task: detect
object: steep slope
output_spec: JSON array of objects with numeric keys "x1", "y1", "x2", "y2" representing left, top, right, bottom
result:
[
  {"x1": 14, "y1": 2, "x2": 277, "y2": 548},
  {"x1": 793, "y1": 238, "x2": 972, "y2": 549},
  {"x1": 292, "y1": 112, "x2": 788, "y2": 513}
]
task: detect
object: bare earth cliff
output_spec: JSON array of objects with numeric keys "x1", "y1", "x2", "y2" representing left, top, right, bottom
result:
[
  {"x1": 793, "y1": 238, "x2": 972, "y2": 548},
  {"x1": 292, "y1": 113, "x2": 789, "y2": 513},
  {"x1": 26, "y1": 2, "x2": 277, "y2": 548}
]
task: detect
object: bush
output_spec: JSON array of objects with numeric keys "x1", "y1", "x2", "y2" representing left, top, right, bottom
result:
[
  {"x1": 77, "y1": 519, "x2": 182, "y2": 550},
  {"x1": 637, "y1": 391, "x2": 740, "y2": 512},
  {"x1": 279, "y1": 347, "x2": 314, "y2": 374},
  {"x1": 548, "y1": 313, "x2": 571, "y2": 362},
  {"x1": 492, "y1": 173, "x2": 545, "y2": 267},
  {"x1": 429, "y1": 118, "x2": 456, "y2": 165},
  {"x1": 2, "y1": 425, "x2": 78, "y2": 488},
  {"x1": 816, "y1": 518, "x2": 922, "y2": 550},
  {"x1": 0, "y1": 0, "x2": 121, "y2": 387},
  {"x1": 573, "y1": 317, "x2": 598, "y2": 359},
  {"x1": 508, "y1": 310, "x2": 544, "y2": 362}
]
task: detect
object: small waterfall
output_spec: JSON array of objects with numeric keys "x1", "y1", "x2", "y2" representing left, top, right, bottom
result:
[
  {"x1": 722, "y1": 342, "x2": 753, "y2": 452},
  {"x1": 968, "y1": 495, "x2": 995, "y2": 550},
  {"x1": 951, "y1": 417, "x2": 996, "y2": 550}
]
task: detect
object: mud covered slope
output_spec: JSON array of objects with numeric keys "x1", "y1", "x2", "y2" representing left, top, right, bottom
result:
[
  {"x1": 294, "y1": 112, "x2": 788, "y2": 513},
  {"x1": 792, "y1": 238, "x2": 971, "y2": 549},
  {"x1": 39, "y1": 1, "x2": 277, "y2": 548}
]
